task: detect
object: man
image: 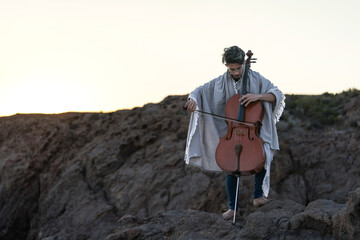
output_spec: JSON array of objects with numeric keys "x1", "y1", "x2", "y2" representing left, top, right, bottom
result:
[{"x1": 184, "y1": 46, "x2": 285, "y2": 220}]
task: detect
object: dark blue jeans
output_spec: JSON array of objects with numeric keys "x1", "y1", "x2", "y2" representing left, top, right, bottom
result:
[{"x1": 225, "y1": 167, "x2": 266, "y2": 210}]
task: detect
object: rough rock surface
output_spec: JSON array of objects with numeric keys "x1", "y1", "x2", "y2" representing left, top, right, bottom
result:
[{"x1": 0, "y1": 92, "x2": 359, "y2": 239}]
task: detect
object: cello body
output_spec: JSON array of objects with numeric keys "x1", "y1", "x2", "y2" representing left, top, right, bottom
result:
[{"x1": 215, "y1": 94, "x2": 266, "y2": 176}]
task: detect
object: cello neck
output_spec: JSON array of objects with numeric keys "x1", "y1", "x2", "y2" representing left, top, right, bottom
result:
[{"x1": 237, "y1": 50, "x2": 255, "y2": 121}]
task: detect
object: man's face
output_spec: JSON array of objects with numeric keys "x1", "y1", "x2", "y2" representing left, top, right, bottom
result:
[{"x1": 226, "y1": 63, "x2": 243, "y2": 80}]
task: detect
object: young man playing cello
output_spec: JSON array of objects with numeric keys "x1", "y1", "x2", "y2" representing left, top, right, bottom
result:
[{"x1": 184, "y1": 46, "x2": 285, "y2": 220}]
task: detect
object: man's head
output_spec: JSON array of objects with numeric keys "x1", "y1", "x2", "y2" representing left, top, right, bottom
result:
[
  {"x1": 222, "y1": 46, "x2": 245, "y2": 80},
  {"x1": 222, "y1": 46, "x2": 245, "y2": 65}
]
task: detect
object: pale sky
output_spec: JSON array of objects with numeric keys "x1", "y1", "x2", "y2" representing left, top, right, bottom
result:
[{"x1": 1, "y1": 0, "x2": 359, "y2": 116}]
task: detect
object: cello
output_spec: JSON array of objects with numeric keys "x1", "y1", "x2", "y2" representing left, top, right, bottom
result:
[
  {"x1": 215, "y1": 50, "x2": 266, "y2": 224},
  {"x1": 215, "y1": 50, "x2": 266, "y2": 176}
]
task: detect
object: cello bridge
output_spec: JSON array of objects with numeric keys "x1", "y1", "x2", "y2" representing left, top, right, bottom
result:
[{"x1": 235, "y1": 129, "x2": 245, "y2": 136}]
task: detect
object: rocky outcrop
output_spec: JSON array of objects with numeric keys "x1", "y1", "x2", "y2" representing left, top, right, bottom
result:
[
  {"x1": 0, "y1": 92, "x2": 359, "y2": 239},
  {"x1": 106, "y1": 191, "x2": 360, "y2": 240}
]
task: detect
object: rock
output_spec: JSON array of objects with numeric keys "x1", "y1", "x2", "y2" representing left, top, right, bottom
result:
[
  {"x1": 105, "y1": 190, "x2": 360, "y2": 239},
  {"x1": 0, "y1": 92, "x2": 360, "y2": 239},
  {"x1": 333, "y1": 188, "x2": 360, "y2": 239},
  {"x1": 105, "y1": 209, "x2": 244, "y2": 240}
]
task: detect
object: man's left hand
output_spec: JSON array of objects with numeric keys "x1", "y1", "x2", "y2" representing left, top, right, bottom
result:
[{"x1": 239, "y1": 94, "x2": 261, "y2": 107}]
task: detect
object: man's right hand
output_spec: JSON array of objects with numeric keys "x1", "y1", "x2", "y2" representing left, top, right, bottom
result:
[{"x1": 184, "y1": 99, "x2": 197, "y2": 112}]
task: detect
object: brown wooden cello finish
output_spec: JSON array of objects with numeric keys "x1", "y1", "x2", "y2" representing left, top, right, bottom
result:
[{"x1": 215, "y1": 51, "x2": 266, "y2": 176}]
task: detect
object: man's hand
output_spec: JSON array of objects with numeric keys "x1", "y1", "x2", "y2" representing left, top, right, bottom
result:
[
  {"x1": 240, "y1": 93, "x2": 275, "y2": 107},
  {"x1": 184, "y1": 99, "x2": 197, "y2": 112},
  {"x1": 240, "y1": 94, "x2": 261, "y2": 107}
]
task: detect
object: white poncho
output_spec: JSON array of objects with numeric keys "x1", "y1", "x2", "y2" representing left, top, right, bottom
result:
[{"x1": 184, "y1": 69, "x2": 285, "y2": 196}]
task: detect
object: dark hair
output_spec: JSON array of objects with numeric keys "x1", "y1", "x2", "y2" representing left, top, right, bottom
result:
[{"x1": 222, "y1": 46, "x2": 245, "y2": 65}]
